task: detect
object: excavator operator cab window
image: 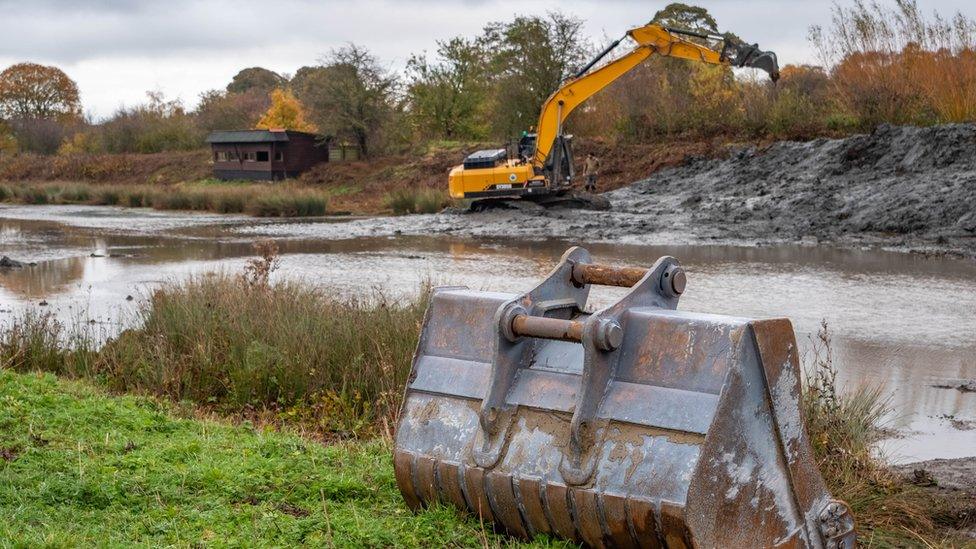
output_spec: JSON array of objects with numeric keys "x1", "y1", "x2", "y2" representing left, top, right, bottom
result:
[{"x1": 517, "y1": 133, "x2": 537, "y2": 162}]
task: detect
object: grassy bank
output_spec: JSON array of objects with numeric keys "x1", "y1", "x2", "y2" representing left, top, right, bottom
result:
[
  {"x1": 2, "y1": 254, "x2": 423, "y2": 438},
  {"x1": 0, "y1": 370, "x2": 563, "y2": 547},
  {"x1": 1, "y1": 138, "x2": 722, "y2": 216},
  {"x1": 1, "y1": 260, "x2": 972, "y2": 545},
  {"x1": 0, "y1": 180, "x2": 329, "y2": 217}
]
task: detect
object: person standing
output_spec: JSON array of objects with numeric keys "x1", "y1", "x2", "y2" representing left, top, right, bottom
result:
[{"x1": 583, "y1": 152, "x2": 600, "y2": 193}]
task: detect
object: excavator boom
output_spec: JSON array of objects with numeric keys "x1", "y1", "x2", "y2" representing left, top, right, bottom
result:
[{"x1": 532, "y1": 23, "x2": 779, "y2": 167}]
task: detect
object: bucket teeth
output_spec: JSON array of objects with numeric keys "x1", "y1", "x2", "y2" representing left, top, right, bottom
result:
[{"x1": 394, "y1": 247, "x2": 856, "y2": 548}]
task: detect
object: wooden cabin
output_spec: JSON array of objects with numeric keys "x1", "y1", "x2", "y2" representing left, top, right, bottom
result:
[{"x1": 206, "y1": 129, "x2": 329, "y2": 180}]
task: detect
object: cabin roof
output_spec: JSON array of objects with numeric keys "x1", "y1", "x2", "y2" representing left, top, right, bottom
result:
[{"x1": 206, "y1": 130, "x2": 320, "y2": 144}]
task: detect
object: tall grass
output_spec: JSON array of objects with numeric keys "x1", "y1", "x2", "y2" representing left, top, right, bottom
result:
[
  {"x1": 0, "y1": 248, "x2": 424, "y2": 438},
  {"x1": 384, "y1": 187, "x2": 449, "y2": 215},
  {"x1": 0, "y1": 181, "x2": 330, "y2": 217}
]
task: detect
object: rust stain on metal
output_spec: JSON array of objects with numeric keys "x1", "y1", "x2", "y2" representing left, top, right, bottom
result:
[
  {"x1": 572, "y1": 263, "x2": 648, "y2": 287},
  {"x1": 511, "y1": 314, "x2": 584, "y2": 343}
]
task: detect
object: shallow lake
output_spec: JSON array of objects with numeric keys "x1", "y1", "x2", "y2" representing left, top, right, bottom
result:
[{"x1": 2, "y1": 204, "x2": 975, "y2": 463}]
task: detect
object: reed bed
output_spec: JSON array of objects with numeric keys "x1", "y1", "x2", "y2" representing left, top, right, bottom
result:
[{"x1": 0, "y1": 181, "x2": 329, "y2": 217}]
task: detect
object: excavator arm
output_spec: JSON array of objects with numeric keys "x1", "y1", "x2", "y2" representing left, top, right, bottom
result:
[{"x1": 533, "y1": 23, "x2": 779, "y2": 167}]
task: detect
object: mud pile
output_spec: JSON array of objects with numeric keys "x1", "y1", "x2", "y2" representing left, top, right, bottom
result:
[{"x1": 611, "y1": 123, "x2": 976, "y2": 250}]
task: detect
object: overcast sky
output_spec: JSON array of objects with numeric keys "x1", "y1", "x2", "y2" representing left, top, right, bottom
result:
[{"x1": 1, "y1": 0, "x2": 973, "y2": 119}]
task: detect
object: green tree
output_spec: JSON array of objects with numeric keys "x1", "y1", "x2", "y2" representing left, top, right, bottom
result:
[
  {"x1": 651, "y1": 3, "x2": 719, "y2": 33},
  {"x1": 226, "y1": 67, "x2": 286, "y2": 95},
  {"x1": 478, "y1": 12, "x2": 591, "y2": 138},
  {"x1": 195, "y1": 88, "x2": 271, "y2": 132},
  {"x1": 293, "y1": 44, "x2": 398, "y2": 157},
  {"x1": 405, "y1": 37, "x2": 486, "y2": 139}
]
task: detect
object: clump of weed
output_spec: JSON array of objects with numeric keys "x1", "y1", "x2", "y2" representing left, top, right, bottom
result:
[
  {"x1": 56, "y1": 184, "x2": 92, "y2": 202},
  {"x1": 21, "y1": 186, "x2": 49, "y2": 205},
  {"x1": 385, "y1": 188, "x2": 446, "y2": 215},
  {"x1": 246, "y1": 191, "x2": 327, "y2": 217},
  {"x1": 242, "y1": 239, "x2": 280, "y2": 288},
  {"x1": 93, "y1": 187, "x2": 121, "y2": 205}
]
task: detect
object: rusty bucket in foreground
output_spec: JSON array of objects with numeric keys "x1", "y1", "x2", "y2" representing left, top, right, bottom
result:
[{"x1": 394, "y1": 247, "x2": 855, "y2": 548}]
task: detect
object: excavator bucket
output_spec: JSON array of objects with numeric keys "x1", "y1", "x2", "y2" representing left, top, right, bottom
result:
[{"x1": 394, "y1": 247, "x2": 855, "y2": 548}]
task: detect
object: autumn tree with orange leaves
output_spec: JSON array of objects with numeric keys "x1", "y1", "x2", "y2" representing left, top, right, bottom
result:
[
  {"x1": 0, "y1": 62, "x2": 81, "y2": 120},
  {"x1": 256, "y1": 89, "x2": 317, "y2": 132}
]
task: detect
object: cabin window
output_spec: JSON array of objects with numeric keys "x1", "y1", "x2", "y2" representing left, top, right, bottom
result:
[
  {"x1": 256, "y1": 151, "x2": 269, "y2": 162},
  {"x1": 274, "y1": 151, "x2": 284, "y2": 162},
  {"x1": 244, "y1": 152, "x2": 256, "y2": 162}
]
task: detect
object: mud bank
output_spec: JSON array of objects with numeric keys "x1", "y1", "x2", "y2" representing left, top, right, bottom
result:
[
  {"x1": 612, "y1": 123, "x2": 976, "y2": 254},
  {"x1": 895, "y1": 457, "x2": 976, "y2": 539},
  {"x1": 248, "y1": 124, "x2": 976, "y2": 256}
]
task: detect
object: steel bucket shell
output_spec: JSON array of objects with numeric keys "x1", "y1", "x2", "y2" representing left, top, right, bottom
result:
[{"x1": 394, "y1": 249, "x2": 854, "y2": 548}]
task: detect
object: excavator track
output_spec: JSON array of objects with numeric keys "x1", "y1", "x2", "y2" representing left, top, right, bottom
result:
[{"x1": 469, "y1": 191, "x2": 610, "y2": 212}]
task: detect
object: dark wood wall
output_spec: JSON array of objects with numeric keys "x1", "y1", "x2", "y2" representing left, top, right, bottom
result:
[{"x1": 211, "y1": 133, "x2": 329, "y2": 180}]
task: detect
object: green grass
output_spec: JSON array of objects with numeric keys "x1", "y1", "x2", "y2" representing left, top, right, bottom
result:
[
  {"x1": 0, "y1": 370, "x2": 568, "y2": 547},
  {"x1": 0, "y1": 181, "x2": 331, "y2": 218}
]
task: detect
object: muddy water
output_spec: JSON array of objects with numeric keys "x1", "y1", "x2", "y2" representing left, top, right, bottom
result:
[{"x1": 1, "y1": 204, "x2": 975, "y2": 464}]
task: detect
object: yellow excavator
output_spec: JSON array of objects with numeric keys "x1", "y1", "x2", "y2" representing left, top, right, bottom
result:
[{"x1": 448, "y1": 22, "x2": 779, "y2": 209}]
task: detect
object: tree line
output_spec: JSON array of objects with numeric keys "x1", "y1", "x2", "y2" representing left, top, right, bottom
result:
[{"x1": 2, "y1": 2, "x2": 976, "y2": 159}]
